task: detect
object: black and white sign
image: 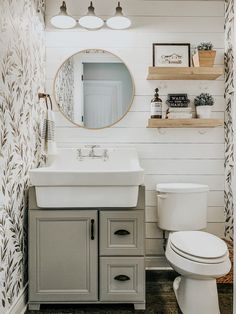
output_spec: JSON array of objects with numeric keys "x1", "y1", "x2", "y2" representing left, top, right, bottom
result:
[{"x1": 166, "y1": 94, "x2": 190, "y2": 107}]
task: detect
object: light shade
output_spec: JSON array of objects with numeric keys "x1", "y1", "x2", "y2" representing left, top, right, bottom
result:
[
  {"x1": 106, "y1": 2, "x2": 131, "y2": 30},
  {"x1": 50, "y1": 1, "x2": 77, "y2": 29},
  {"x1": 79, "y1": 2, "x2": 104, "y2": 30}
]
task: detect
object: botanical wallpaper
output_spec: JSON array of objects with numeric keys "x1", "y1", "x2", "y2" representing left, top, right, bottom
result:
[
  {"x1": 0, "y1": 0, "x2": 45, "y2": 311},
  {"x1": 224, "y1": 0, "x2": 234, "y2": 241},
  {"x1": 55, "y1": 58, "x2": 75, "y2": 120}
]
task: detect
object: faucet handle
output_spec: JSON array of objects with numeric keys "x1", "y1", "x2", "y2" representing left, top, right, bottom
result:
[
  {"x1": 76, "y1": 148, "x2": 83, "y2": 161},
  {"x1": 103, "y1": 149, "x2": 109, "y2": 161},
  {"x1": 85, "y1": 144, "x2": 100, "y2": 149}
]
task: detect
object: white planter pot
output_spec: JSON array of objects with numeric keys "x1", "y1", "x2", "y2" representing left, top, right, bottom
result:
[{"x1": 196, "y1": 106, "x2": 212, "y2": 119}]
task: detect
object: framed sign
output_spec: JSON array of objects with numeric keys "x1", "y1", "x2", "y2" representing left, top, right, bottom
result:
[
  {"x1": 166, "y1": 94, "x2": 190, "y2": 107},
  {"x1": 152, "y1": 43, "x2": 191, "y2": 67}
]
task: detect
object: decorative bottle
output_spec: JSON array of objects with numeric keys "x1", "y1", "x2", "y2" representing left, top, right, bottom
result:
[{"x1": 150, "y1": 88, "x2": 162, "y2": 119}]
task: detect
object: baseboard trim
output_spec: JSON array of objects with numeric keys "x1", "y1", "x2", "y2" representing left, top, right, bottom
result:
[{"x1": 7, "y1": 284, "x2": 28, "y2": 314}]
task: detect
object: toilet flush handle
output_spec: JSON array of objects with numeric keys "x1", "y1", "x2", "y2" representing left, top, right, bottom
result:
[{"x1": 157, "y1": 193, "x2": 167, "y2": 199}]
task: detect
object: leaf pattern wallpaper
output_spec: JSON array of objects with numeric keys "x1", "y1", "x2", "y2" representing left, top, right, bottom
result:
[
  {"x1": 224, "y1": 0, "x2": 234, "y2": 241},
  {"x1": 55, "y1": 58, "x2": 75, "y2": 120},
  {"x1": 0, "y1": 0, "x2": 45, "y2": 311}
]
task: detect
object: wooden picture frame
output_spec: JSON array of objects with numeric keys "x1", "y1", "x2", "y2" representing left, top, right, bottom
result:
[{"x1": 152, "y1": 43, "x2": 191, "y2": 67}]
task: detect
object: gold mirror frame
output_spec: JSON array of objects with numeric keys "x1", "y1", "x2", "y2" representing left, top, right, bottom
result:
[{"x1": 53, "y1": 49, "x2": 135, "y2": 130}]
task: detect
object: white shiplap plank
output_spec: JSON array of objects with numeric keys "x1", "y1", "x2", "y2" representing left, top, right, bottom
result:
[
  {"x1": 46, "y1": 32, "x2": 224, "y2": 49},
  {"x1": 145, "y1": 206, "x2": 225, "y2": 223},
  {"x1": 144, "y1": 174, "x2": 224, "y2": 190},
  {"x1": 54, "y1": 111, "x2": 224, "y2": 128},
  {"x1": 146, "y1": 190, "x2": 224, "y2": 207},
  {"x1": 137, "y1": 144, "x2": 224, "y2": 159},
  {"x1": 46, "y1": 77, "x2": 225, "y2": 97},
  {"x1": 55, "y1": 127, "x2": 224, "y2": 144},
  {"x1": 141, "y1": 159, "x2": 224, "y2": 175},
  {"x1": 135, "y1": 80, "x2": 225, "y2": 96},
  {"x1": 146, "y1": 222, "x2": 225, "y2": 238}
]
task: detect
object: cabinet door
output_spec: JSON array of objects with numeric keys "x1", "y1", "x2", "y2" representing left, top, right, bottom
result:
[{"x1": 29, "y1": 210, "x2": 98, "y2": 302}]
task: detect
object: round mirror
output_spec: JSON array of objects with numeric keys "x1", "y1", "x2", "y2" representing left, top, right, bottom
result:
[{"x1": 54, "y1": 49, "x2": 134, "y2": 129}]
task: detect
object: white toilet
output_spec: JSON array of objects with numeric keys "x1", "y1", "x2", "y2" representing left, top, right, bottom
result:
[{"x1": 156, "y1": 183, "x2": 231, "y2": 314}]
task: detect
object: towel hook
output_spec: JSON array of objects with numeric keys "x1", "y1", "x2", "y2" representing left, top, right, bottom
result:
[{"x1": 38, "y1": 93, "x2": 53, "y2": 110}]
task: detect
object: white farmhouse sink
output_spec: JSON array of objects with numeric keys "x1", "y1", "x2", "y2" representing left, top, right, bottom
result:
[{"x1": 29, "y1": 148, "x2": 144, "y2": 208}]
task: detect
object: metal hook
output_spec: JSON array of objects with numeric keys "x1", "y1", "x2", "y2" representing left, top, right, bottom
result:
[
  {"x1": 157, "y1": 128, "x2": 167, "y2": 135},
  {"x1": 198, "y1": 129, "x2": 207, "y2": 135},
  {"x1": 38, "y1": 93, "x2": 53, "y2": 110}
]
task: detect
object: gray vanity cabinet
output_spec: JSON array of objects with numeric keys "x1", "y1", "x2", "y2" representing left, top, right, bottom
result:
[
  {"x1": 29, "y1": 210, "x2": 98, "y2": 303},
  {"x1": 28, "y1": 186, "x2": 145, "y2": 311}
]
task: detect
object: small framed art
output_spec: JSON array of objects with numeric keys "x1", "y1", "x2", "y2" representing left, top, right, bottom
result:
[{"x1": 152, "y1": 43, "x2": 191, "y2": 67}]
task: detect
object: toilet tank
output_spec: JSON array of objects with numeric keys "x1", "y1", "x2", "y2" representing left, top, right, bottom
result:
[{"x1": 156, "y1": 183, "x2": 209, "y2": 231}]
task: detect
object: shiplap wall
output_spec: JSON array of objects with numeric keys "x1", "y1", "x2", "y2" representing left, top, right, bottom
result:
[{"x1": 45, "y1": 0, "x2": 225, "y2": 263}]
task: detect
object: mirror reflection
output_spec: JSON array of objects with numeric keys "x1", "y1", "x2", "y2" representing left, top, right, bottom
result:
[{"x1": 54, "y1": 49, "x2": 134, "y2": 129}]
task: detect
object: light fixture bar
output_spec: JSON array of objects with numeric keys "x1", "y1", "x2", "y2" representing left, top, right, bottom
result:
[{"x1": 51, "y1": 1, "x2": 131, "y2": 30}]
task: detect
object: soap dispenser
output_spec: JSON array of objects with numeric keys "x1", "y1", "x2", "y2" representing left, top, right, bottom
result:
[{"x1": 150, "y1": 88, "x2": 162, "y2": 119}]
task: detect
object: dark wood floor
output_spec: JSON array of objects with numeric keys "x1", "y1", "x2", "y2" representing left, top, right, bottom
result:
[{"x1": 26, "y1": 270, "x2": 233, "y2": 314}]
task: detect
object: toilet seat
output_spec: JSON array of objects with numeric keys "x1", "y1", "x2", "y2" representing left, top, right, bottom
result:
[{"x1": 169, "y1": 231, "x2": 228, "y2": 264}]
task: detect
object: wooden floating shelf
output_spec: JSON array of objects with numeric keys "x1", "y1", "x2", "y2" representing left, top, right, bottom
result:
[
  {"x1": 147, "y1": 119, "x2": 224, "y2": 128},
  {"x1": 147, "y1": 67, "x2": 224, "y2": 80}
]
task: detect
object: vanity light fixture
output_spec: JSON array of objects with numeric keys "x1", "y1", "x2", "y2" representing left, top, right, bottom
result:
[
  {"x1": 50, "y1": 1, "x2": 77, "y2": 29},
  {"x1": 106, "y1": 2, "x2": 131, "y2": 30},
  {"x1": 51, "y1": 1, "x2": 131, "y2": 30},
  {"x1": 78, "y1": 2, "x2": 104, "y2": 30}
]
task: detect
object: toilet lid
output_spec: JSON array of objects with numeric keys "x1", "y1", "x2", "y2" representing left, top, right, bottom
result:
[{"x1": 170, "y1": 231, "x2": 228, "y2": 260}]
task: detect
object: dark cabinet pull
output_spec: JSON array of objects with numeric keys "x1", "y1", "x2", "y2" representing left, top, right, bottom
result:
[
  {"x1": 114, "y1": 275, "x2": 130, "y2": 281},
  {"x1": 114, "y1": 229, "x2": 130, "y2": 236},
  {"x1": 91, "y1": 219, "x2": 95, "y2": 240}
]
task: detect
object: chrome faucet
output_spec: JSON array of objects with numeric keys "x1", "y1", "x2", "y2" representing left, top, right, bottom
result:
[{"x1": 76, "y1": 145, "x2": 109, "y2": 161}]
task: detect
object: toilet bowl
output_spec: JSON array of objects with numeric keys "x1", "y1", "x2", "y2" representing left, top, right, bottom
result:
[
  {"x1": 156, "y1": 183, "x2": 231, "y2": 314},
  {"x1": 166, "y1": 231, "x2": 231, "y2": 314}
]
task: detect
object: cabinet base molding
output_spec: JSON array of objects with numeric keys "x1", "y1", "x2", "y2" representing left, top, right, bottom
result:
[
  {"x1": 28, "y1": 301, "x2": 146, "y2": 311},
  {"x1": 28, "y1": 303, "x2": 40, "y2": 311},
  {"x1": 134, "y1": 303, "x2": 146, "y2": 310}
]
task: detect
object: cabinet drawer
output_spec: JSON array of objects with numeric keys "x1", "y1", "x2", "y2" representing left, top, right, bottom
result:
[
  {"x1": 100, "y1": 257, "x2": 145, "y2": 302},
  {"x1": 100, "y1": 211, "x2": 144, "y2": 256}
]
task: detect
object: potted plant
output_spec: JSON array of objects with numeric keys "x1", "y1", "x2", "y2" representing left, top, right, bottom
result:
[
  {"x1": 194, "y1": 93, "x2": 214, "y2": 118},
  {"x1": 192, "y1": 42, "x2": 216, "y2": 67}
]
